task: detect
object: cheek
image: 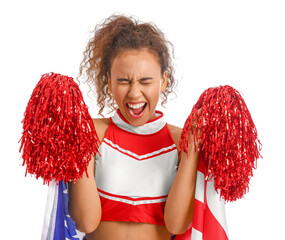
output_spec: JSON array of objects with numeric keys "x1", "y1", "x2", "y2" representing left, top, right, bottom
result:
[
  {"x1": 145, "y1": 84, "x2": 161, "y2": 101},
  {"x1": 112, "y1": 86, "x2": 128, "y2": 103}
]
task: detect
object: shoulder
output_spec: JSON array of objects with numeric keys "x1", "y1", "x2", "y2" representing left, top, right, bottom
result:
[
  {"x1": 166, "y1": 123, "x2": 182, "y2": 153},
  {"x1": 92, "y1": 117, "x2": 111, "y2": 142}
]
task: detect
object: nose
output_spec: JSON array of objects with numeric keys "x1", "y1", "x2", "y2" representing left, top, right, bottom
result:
[{"x1": 128, "y1": 82, "x2": 142, "y2": 99}]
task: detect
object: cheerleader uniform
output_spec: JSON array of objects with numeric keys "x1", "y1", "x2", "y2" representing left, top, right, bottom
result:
[
  {"x1": 95, "y1": 109, "x2": 179, "y2": 226},
  {"x1": 41, "y1": 109, "x2": 228, "y2": 240}
]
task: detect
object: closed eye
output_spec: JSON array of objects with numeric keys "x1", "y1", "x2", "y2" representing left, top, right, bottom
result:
[
  {"x1": 116, "y1": 77, "x2": 153, "y2": 85},
  {"x1": 140, "y1": 77, "x2": 153, "y2": 85},
  {"x1": 117, "y1": 78, "x2": 130, "y2": 84}
]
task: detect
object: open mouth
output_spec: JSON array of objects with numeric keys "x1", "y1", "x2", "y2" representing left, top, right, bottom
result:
[{"x1": 126, "y1": 102, "x2": 147, "y2": 119}]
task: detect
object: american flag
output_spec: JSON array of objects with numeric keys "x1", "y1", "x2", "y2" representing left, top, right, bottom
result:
[
  {"x1": 41, "y1": 181, "x2": 86, "y2": 240},
  {"x1": 41, "y1": 158, "x2": 228, "y2": 240},
  {"x1": 171, "y1": 157, "x2": 229, "y2": 240}
]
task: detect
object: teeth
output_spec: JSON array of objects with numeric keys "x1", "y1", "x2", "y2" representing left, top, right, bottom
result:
[{"x1": 128, "y1": 103, "x2": 146, "y2": 109}]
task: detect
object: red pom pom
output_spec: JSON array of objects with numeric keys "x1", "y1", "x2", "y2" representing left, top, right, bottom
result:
[
  {"x1": 19, "y1": 73, "x2": 101, "y2": 185},
  {"x1": 180, "y1": 85, "x2": 262, "y2": 202}
]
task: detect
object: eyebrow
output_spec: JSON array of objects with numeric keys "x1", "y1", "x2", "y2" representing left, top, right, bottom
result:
[{"x1": 140, "y1": 77, "x2": 153, "y2": 81}]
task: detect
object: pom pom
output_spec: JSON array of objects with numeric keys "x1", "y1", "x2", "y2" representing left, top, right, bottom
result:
[
  {"x1": 180, "y1": 85, "x2": 262, "y2": 202},
  {"x1": 19, "y1": 73, "x2": 101, "y2": 185}
]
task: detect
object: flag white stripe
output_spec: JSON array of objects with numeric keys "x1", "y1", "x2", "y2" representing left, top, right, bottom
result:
[
  {"x1": 195, "y1": 171, "x2": 205, "y2": 203},
  {"x1": 41, "y1": 181, "x2": 58, "y2": 240},
  {"x1": 191, "y1": 227, "x2": 203, "y2": 240},
  {"x1": 206, "y1": 178, "x2": 229, "y2": 238}
]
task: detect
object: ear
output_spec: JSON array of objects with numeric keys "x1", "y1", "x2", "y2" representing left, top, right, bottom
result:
[
  {"x1": 161, "y1": 70, "x2": 167, "y2": 92},
  {"x1": 107, "y1": 72, "x2": 112, "y2": 94}
]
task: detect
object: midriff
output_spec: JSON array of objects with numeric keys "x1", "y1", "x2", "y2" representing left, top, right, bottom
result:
[{"x1": 85, "y1": 221, "x2": 171, "y2": 240}]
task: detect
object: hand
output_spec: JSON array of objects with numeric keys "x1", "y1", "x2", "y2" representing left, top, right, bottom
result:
[{"x1": 188, "y1": 108, "x2": 205, "y2": 152}]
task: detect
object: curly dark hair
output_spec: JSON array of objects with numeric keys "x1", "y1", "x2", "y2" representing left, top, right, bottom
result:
[{"x1": 77, "y1": 14, "x2": 176, "y2": 116}]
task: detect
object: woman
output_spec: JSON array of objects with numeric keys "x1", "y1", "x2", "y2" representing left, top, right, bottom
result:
[{"x1": 68, "y1": 14, "x2": 200, "y2": 240}]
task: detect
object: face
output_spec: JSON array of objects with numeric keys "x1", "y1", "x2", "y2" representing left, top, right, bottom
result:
[{"x1": 108, "y1": 49, "x2": 167, "y2": 126}]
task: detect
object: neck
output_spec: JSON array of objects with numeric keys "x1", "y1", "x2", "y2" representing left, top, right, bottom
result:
[{"x1": 111, "y1": 109, "x2": 166, "y2": 135}]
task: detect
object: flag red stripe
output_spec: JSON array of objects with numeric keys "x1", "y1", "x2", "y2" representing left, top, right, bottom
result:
[
  {"x1": 192, "y1": 198, "x2": 204, "y2": 233},
  {"x1": 173, "y1": 227, "x2": 192, "y2": 240},
  {"x1": 204, "y1": 203, "x2": 228, "y2": 240}
]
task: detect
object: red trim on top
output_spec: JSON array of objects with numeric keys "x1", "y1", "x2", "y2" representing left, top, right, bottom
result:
[
  {"x1": 97, "y1": 188, "x2": 168, "y2": 201},
  {"x1": 165, "y1": 123, "x2": 179, "y2": 151},
  {"x1": 146, "y1": 110, "x2": 164, "y2": 123},
  {"x1": 103, "y1": 123, "x2": 176, "y2": 155},
  {"x1": 116, "y1": 109, "x2": 164, "y2": 124}
]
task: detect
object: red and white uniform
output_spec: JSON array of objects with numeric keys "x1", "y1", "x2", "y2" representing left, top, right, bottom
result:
[{"x1": 95, "y1": 110, "x2": 178, "y2": 226}]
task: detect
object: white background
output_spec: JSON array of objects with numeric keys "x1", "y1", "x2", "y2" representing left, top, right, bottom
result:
[{"x1": 1, "y1": 0, "x2": 284, "y2": 239}]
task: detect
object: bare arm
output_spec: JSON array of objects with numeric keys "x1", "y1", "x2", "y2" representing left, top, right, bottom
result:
[
  {"x1": 68, "y1": 155, "x2": 101, "y2": 233},
  {"x1": 164, "y1": 125, "x2": 200, "y2": 234},
  {"x1": 68, "y1": 118, "x2": 110, "y2": 233}
]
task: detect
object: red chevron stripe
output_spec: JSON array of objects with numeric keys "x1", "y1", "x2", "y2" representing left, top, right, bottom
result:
[{"x1": 103, "y1": 139, "x2": 177, "y2": 161}]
